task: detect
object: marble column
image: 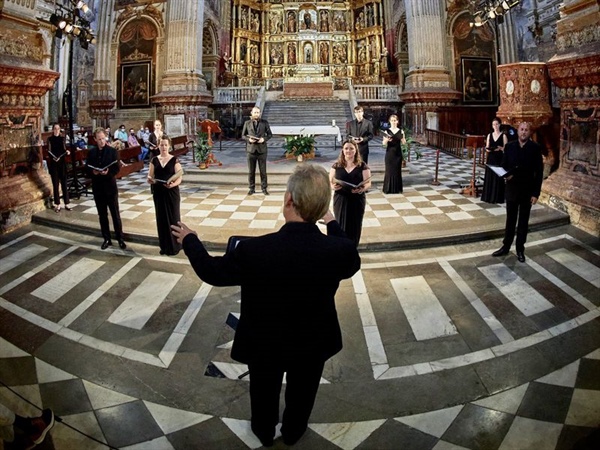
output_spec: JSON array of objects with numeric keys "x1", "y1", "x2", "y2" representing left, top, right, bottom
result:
[
  {"x1": 399, "y1": 0, "x2": 460, "y2": 135},
  {"x1": 89, "y1": 0, "x2": 116, "y2": 127},
  {"x1": 544, "y1": 0, "x2": 600, "y2": 235},
  {"x1": 153, "y1": 0, "x2": 212, "y2": 131}
]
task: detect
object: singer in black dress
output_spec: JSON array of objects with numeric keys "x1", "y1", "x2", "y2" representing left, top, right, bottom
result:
[
  {"x1": 148, "y1": 136, "x2": 182, "y2": 255},
  {"x1": 46, "y1": 123, "x2": 72, "y2": 212},
  {"x1": 481, "y1": 117, "x2": 508, "y2": 204},
  {"x1": 382, "y1": 114, "x2": 406, "y2": 194},
  {"x1": 329, "y1": 140, "x2": 372, "y2": 246}
]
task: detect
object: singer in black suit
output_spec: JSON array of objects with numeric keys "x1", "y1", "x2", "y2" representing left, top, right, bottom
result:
[
  {"x1": 242, "y1": 106, "x2": 273, "y2": 195},
  {"x1": 492, "y1": 122, "x2": 543, "y2": 263},
  {"x1": 345, "y1": 105, "x2": 374, "y2": 163},
  {"x1": 172, "y1": 165, "x2": 360, "y2": 447},
  {"x1": 87, "y1": 127, "x2": 126, "y2": 250}
]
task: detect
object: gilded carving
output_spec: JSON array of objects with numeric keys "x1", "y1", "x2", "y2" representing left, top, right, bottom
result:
[
  {"x1": 556, "y1": 23, "x2": 600, "y2": 51},
  {"x1": 0, "y1": 29, "x2": 43, "y2": 62}
]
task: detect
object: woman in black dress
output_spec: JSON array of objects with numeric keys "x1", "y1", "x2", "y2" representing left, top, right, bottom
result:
[
  {"x1": 46, "y1": 123, "x2": 72, "y2": 212},
  {"x1": 147, "y1": 136, "x2": 183, "y2": 255},
  {"x1": 481, "y1": 117, "x2": 507, "y2": 204},
  {"x1": 382, "y1": 114, "x2": 406, "y2": 194},
  {"x1": 147, "y1": 119, "x2": 164, "y2": 157},
  {"x1": 329, "y1": 140, "x2": 372, "y2": 246}
]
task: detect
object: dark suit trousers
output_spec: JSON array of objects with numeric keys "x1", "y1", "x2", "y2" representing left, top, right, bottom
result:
[
  {"x1": 503, "y1": 199, "x2": 532, "y2": 252},
  {"x1": 94, "y1": 192, "x2": 123, "y2": 241},
  {"x1": 247, "y1": 151, "x2": 268, "y2": 190},
  {"x1": 359, "y1": 146, "x2": 369, "y2": 164},
  {"x1": 248, "y1": 359, "x2": 325, "y2": 441},
  {"x1": 50, "y1": 164, "x2": 69, "y2": 206}
]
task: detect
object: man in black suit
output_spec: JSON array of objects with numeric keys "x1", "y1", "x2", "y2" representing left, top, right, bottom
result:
[
  {"x1": 492, "y1": 122, "x2": 543, "y2": 262},
  {"x1": 172, "y1": 165, "x2": 360, "y2": 447},
  {"x1": 87, "y1": 127, "x2": 126, "y2": 250},
  {"x1": 242, "y1": 106, "x2": 273, "y2": 195},
  {"x1": 346, "y1": 105, "x2": 374, "y2": 163}
]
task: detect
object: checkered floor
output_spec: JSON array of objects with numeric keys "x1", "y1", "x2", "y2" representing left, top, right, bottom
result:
[{"x1": 69, "y1": 145, "x2": 515, "y2": 234}]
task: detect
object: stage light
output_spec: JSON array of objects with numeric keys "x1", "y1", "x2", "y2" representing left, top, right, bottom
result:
[
  {"x1": 488, "y1": 10, "x2": 496, "y2": 19},
  {"x1": 72, "y1": 26, "x2": 81, "y2": 36},
  {"x1": 58, "y1": 19, "x2": 67, "y2": 29},
  {"x1": 76, "y1": 1, "x2": 90, "y2": 14}
]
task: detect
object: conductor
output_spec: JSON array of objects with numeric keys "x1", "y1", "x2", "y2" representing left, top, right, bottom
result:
[{"x1": 172, "y1": 164, "x2": 360, "y2": 447}]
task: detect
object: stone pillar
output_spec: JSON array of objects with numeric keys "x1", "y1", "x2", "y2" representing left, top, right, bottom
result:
[
  {"x1": 544, "y1": 0, "x2": 600, "y2": 235},
  {"x1": 399, "y1": 0, "x2": 460, "y2": 134},
  {"x1": 89, "y1": 0, "x2": 116, "y2": 128},
  {"x1": 153, "y1": 0, "x2": 212, "y2": 134}
]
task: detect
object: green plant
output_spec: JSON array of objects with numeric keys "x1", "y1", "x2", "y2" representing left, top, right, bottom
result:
[
  {"x1": 401, "y1": 127, "x2": 422, "y2": 160},
  {"x1": 282, "y1": 134, "x2": 316, "y2": 157},
  {"x1": 193, "y1": 131, "x2": 211, "y2": 163}
]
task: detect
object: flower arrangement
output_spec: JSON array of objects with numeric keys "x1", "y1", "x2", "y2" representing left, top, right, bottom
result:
[{"x1": 282, "y1": 134, "x2": 316, "y2": 158}]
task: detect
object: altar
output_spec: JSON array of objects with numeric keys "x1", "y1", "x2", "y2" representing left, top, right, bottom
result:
[
  {"x1": 283, "y1": 65, "x2": 334, "y2": 98},
  {"x1": 270, "y1": 125, "x2": 342, "y2": 150}
]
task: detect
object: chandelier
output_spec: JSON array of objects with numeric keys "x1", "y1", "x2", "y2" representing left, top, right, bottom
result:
[{"x1": 469, "y1": 0, "x2": 520, "y2": 28}]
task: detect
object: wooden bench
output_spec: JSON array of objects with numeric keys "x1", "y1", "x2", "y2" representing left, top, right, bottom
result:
[
  {"x1": 170, "y1": 135, "x2": 190, "y2": 157},
  {"x1": 116, "y1": 145, "x2": 143, "y2": 179}
]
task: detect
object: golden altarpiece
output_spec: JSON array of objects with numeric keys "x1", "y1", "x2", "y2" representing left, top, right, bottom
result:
[{"x1": 227, "y1": 0, "x2": 392, "y2": 95}]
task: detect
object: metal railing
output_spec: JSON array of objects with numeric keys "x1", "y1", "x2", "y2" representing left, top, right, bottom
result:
[
  {"x1": 354, "y1": 84, "x2": 400, "y2": 102},
  {"x1": 212, "y1": 86, "x2": 262, "y2": 105}
]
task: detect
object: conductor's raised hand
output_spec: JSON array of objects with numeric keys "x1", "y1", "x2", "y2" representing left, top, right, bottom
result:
[{"x1": 171, "y1": 221, "x2": 197, "y2": 244}]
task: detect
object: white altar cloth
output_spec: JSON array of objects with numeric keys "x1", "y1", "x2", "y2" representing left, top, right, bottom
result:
[{"x1": 270, "y1": 125, "x2": 342, "y2": 142}]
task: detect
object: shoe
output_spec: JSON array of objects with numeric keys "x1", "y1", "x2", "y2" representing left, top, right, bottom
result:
[
  {"x1": 101, "y1": 239, "x2": 112, "y2": 250},
  {"x1": 492, "y1": 247, "x2": 509, "y2": 257},
  {"x1": 251, "y1": 425, "x2": 274, "y2": 447},
  {"x1": 262, "y1": 189, "x2": 270, "y2": 195},
  {"x1": 517, "y1": 251, "x2": 526, "y2": 263},
  {"x1": 118, "y1": 239, "x2": 127, "y2": 250},
  {"x1": 29, "y1": 409, "x2": 55, "y2": 445},
  {"x1": 54, "y1": 205, "x2": 60, "y2": 213},
  {"x1": 248, "y1": 189, "x2": 255, "y2": 195},
  {"x1": 282, "y1": 431, "x2": 306, "y2": 446},
  {"x1": 65, "y1": 204, "x2": 73, "y2": 211}
]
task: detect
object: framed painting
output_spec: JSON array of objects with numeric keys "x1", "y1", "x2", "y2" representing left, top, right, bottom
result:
[
  {"x1": 120, "y1": 62, "x2": 150, "y2": 108},
  {"x1": 461, "y1": 57, "x2": 494, "y2": 104}
]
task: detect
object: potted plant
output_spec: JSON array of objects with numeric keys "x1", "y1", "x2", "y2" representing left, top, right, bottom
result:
[
  {"x1": 401, "y1": 128, "x2": 422, "y2": 165},
  {"x1": 282, "y1": 134, "x2": 317, "y2": 161},
  {"x1": 192, "y1": 131, "x2": 211, "y2": 169}
]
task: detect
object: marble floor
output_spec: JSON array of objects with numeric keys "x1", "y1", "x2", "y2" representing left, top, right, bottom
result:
[
  {"x1": 1, "y1": 223, "x2": 599, "y2": 450},
  {"x1": 1, "y1": 141, "x2": 599, "y2": 449}
]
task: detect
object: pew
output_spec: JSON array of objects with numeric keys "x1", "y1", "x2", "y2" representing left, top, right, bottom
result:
[
  {"x1": 170, "y1": 135, "x2": 190, "y2": 157},
  {"x1": 116, "y1": 145, "x2": 143, "y2": 179}
]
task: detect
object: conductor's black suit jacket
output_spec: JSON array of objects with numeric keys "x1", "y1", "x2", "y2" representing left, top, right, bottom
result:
[
  {"x1": 182, "y1": 221, "x2": 361, "y2": 365},
  {"x1": 242, "y1": 119, "x2": 273, "y2": 155},
  {"x1": 501, "y1": 139, "x2": 543, "y2": 203}
]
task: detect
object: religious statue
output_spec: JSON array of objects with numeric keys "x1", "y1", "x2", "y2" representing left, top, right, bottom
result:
[
  {"x1": 303, "y1": 11, "x2": 312, "y2": 30},
  {"x1": 320, "y1": 42, "x2": 329, "y2": 65},
  {"x1": 222, "y1": 52, "x2": 232, "y2": 72},
  {"x1": 287, "y1": 11, "x2": 297, "y2": 33},
  {"x1": 319, "y1": 10, "x2": 329, "y2": 32},
  {"x1": 287, "y1": 43, "x2": 296, "y2": 65}
]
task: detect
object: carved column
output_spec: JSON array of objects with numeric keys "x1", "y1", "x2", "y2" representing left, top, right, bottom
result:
[
  {"x1": 544, "y1": 0, "x2": 600, "y2": 235},
  {"x1": 89, "y1": 0, "x2": 116, "y2": 128},
  {"x1": 399, "y1": 0, "x2": 461, "y2": 135},
  {"x1": 153, "y1": 0, "x2": 212, "y2": 134},
  {"x1": 0, "y1": 3, "x2": 59, "y2": 232}
]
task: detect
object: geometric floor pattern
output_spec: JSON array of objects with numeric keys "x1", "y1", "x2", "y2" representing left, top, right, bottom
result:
[
  {"x1": 1, "y1": 226, "x2": 599, "y2": 449},
  {"x1": 1, "y1": 140, "x2": 598, "y2": 449}
]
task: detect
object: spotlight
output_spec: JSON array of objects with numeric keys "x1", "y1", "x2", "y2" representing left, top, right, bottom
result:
[
  {"x1": 72, "y1": 26, "x2": 81, "y2": 36},
  {"x1": 488, "y1": 10, "x2": 496, "y2": 19},
  {"x1": 54, "y1": 28, "x2": 63, "y2": 39},
  {"x1": 76, "y1": 1, "x2": 90, "y2": 14},
  {"x1": 58, "y1": 19, "x2": 67, "y2": 29},
  {"x1": 64, "y1": 22, "x2": 74, "y2": 34},
  {"x1": 79, "y1": 36, "x2": 89, "y2": 50},
  {"x1": 90, "y1": 36, "x2": 97, "y2": 45},
  {"x1": 49, "y1": 13, "x2": 61, "y2": 26}
]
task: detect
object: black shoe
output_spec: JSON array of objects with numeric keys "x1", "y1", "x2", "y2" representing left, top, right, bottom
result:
[
  {"x1": 282, "y1": 431, "x2": 305, "y2": 446},
  {"x1": 492, "y1": 247, "x2": 509, "y2": 257},
  {"x1": 262, "y1": 189, "x2": 270, "y2": 195},
  {"x1": 248, "y1": 189, "x2": 255, "y2": 195},
  {"x1": 517, "y1": 251, "x2": 526, "y2": 263},
  {"x1": 251, "y1": 425, "x2": 274, "y2": 447},
  {"x1": 118, "y1": 239, "x2": 127, "y2": 250},
  {"x1": 101, "y1": 239, "x2": 112, "y2": 250}
]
